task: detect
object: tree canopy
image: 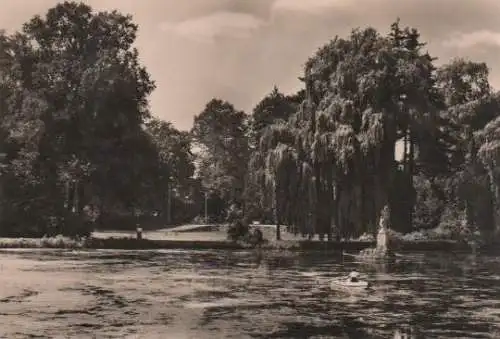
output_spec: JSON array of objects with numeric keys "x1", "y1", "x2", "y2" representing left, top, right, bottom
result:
[
  {"x1": 2, "y1": 5, "x2": 500, "y2": 244},
  {"x1": 190, "y1": 99, "x2": 249, "y2": 221}
]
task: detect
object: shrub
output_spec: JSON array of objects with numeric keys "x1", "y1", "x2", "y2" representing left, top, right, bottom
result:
[
  {"x1": 226, "y1": 219, "x2": 266, "y2": 247},
  {"x1": 0, "y1": 234, "x2": 85, "y2": 249},
  {"x1": 191, "y1": 215, "x2": 207, "y2": 225},
  {"x1": 357, "y1": 233, "x2": 375, "y2": 242},
  {"x1": 227, "y1": 220, "x2": 249, "y2": 241},
  {"x1": 412, "y1": 175, "x2": 445, "y2": 230},
  {"x1": 226, "y1": 203, "x2": 243, "y2": 224},
  {"x1": 436, "y1": 204, "x2": 472, "y2": 240}
]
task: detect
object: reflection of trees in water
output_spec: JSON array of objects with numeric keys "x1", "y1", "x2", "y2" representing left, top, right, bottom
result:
[
  {"x1": 253, "y1": 250, "x2": 264, "y2": 268},
  {"x1": 265, "y1": 254, "x2": 300, "y2": 271},
  {"x1": 461, "y1": 254, "x2": 479, "y2": 276},
  {"x1": 246, "y1": 251, "x2": 300, "y2": 273},
  {"x1": 159, "y1": 250, "x2": 497, "y2": 338},
  {"x1": 339, "y1": 317, "x2": 426, "y2": 339},
  {"x1": 393, "y1": 325, "x2": 423, "y2": 339},
  {"x1": 423, "y1": 252, "x2": 481, "y2": 278},
  {"x1": 360, "y1": 261, "x2": 391, "y2": 274}
]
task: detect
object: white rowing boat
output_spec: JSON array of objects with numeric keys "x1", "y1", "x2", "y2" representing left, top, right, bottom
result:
[
  {"x1": 330, "y1": 279, "x2": 370, "y2": 289},
  {"x1": 330, "y1": 272, "x2": 370, "y2": 290}
]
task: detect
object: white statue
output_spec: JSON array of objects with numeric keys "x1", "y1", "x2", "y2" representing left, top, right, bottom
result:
[
  {"x1": 376, "y1": 205, "x2": 390, "y2": 254},
  {"x1": 358, "y1": 204, "x2": 394, "y2": 260}
]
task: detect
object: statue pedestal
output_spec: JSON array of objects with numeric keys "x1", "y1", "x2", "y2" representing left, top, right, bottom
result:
[
  {"x1": 376, "y1": 225, "x2": 389, "y2": 254},
  {"x1": 357, "y1": 205, "x2": 394, "y2": 261}
]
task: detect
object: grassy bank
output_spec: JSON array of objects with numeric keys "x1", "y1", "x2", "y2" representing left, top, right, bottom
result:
[{"x1": 0, "y1": 234, "x2": 472, "y2": 252}]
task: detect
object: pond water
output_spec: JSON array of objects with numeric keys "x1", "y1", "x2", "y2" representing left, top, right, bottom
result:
[{"x1": 0, "y1": 249, "x2": 499, "y2": 338}]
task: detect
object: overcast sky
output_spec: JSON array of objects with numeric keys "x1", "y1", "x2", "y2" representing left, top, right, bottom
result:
[{"x1": 3, "y1": 0, "x2": 500, "y2": 130}]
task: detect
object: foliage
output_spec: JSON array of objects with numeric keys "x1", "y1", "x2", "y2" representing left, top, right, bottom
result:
[
  {"x1": 227, "y1": 220, "x2": 249, "y2": 242},
  {"x1": 191, "y1": 99, "x2": 250, "y2": 221},
  {"x1": 0, "y1": 234, "x2": 87, "y2": 249},
  {"x1": 226, "y1": 220, "x2": 265, "y2": 247},
  {"x1": 251, "y1": 20, "x2": 441, "y2": 240},
  {"x1": 4, "y1": 6, "x2": 500, "y2": 245},
  {"x1": 0, "y1": 2, "x2": 162, "y2": 236},
  {"x1": 434, "y1": 60, "x2": 500, "y2": 239},
  {"x1": 245, "y1": 88, "x2": 304, "y2": 223},
  {"x1": 225, "y1": 203, "x2": 243, "y2": 224},
  {"x1": 242, "y1": 20, "x2": 500, "y2": 244},
  {"x1": 411, "y1": 174, "x2": 445, "y2": 231},
  {"x1": 248, "y1": 86, "x2": 303, "y2": 148},
  {"x1": 144, "y1": 117, "x2": 198, "y2": 224}
]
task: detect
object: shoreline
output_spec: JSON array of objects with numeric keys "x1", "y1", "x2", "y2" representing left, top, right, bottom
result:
[{"x1": 0, "y1": 236, "x2": 474, "y2": 252}]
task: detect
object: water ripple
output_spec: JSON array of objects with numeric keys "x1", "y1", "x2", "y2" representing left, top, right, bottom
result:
[{"x1": 0, "y1": 249, "x2": 499, "y2": 338}]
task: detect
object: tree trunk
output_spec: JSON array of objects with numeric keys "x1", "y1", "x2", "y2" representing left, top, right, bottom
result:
[
  {"x1": 384, "y1": 139, "x2": 397, "y2": 228},
  {"x1": 403, "y1": 129, "x2": 409, "y2": 166},
  {"x1": 408, "y1": 128, "x2": 415, "y2": 229},
  {"x1": 167, "y1": 181, "x2": 172, "y2": 224},
  {"x1": 314, "y1": 166, "x2": 322, "y2": 238},
  {"x1": 325, "y1": 172, "x2": 334, "y2": 241},
  {"x1": 67, "y1": 181, "x2": 74, "y2": 212},
  {"x1": 97, "y1": 194, "x2": 106, "y2": 229},
  {"x1": 275, "y1": 186, "x2": 282, "y2": 241},
  {"x1": 64, "y1": 180, "x2": 71, "y2": 210},
  {"x1": 365, "y1": 180, "x2": 377, "y2": 235},
  {"x1": 335, "y1": 184, "x2": 342, "y2": 241},
  {"x1": 73, "y1": 180, "x2": 79, "y2": 214},
  {"x1": 487, "y1": 167, "x2": 500, "y2": 236},
  {"x1": 0, "y1": 171, "x2": 4, "y2": 234}
]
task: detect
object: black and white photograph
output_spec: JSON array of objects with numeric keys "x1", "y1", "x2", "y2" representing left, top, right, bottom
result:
[{"x1": 1, "y1": 0, "x2": 500, "y2": 338}]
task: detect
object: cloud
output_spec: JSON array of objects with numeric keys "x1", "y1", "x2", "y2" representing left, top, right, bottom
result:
[
  {"x1": 159, "y1": 11, "x2": 265, "y2": 43},
  {"x1": 443, "y1": 30, "x2": 500, "y2": 49},
  {"x1": 272, "y1": 0, "x2": 350, "y2": 13}
]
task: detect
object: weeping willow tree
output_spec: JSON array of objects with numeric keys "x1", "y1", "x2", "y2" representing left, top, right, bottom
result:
[
  {"x1": 252, "y1": 121, "x2": 301, "y2": 240},
  {"x1": 296, "y1": 22, "x2": 437, "y2": 238},
  {"x1": 250, "y1": 21, "x2": 445, "y2": 240},
  {"x1": 477, "y1": 113, "x2": 500, "y2": 237}
]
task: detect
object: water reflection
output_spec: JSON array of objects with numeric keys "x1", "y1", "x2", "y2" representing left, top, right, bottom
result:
[
  {"x1": 0, "y1": 249, "x2": 499, "y2": 338},
  {"x1": 393, "y1": 325, "x2": 422, "y2": 339}
]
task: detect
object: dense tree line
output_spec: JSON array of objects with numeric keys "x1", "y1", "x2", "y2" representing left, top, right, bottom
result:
[
  {"x1": 243, "y1": 20, "x2": 500, "y2": 242},
  {"x1": 200, "y1": 20, "x2": 500, "y2": 243},
  {"x1": 2, "y1": 3, "x2": 500, "y2": 243},
  {"x1": 0, "y1": 2, "x2": 198, "y2": 235}
]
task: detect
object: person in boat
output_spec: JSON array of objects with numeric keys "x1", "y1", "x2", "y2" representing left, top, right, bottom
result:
[
  {"x1": 347, "y1": 271, "x2": 360, "y2": 282},
  {"x1": 331, "y1": 271, "x2": 370, "y2": 289}
]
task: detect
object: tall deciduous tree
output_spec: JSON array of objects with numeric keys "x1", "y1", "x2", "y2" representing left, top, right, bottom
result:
[
  {"x1": 435, "y1": 59, "x2": 500, "y2": 238},
  {"x1": 255, "y1": 21, "x2": 441, "y2": 240},
  {"x1": 248, "y1": 86, "x2": 301, "y2": 147},
  {"x1": 245, "y1": 87, "x2": 304, "y2": 223},
  {"x1": 191, "y1": 99, "x2": 249, "y2": 220},
  {"x1": 145, "y1": 117, "x2": 197, "y2": 223},
  {"x1": 0, "y1": 2, "x2": 156, "y2": 235}
]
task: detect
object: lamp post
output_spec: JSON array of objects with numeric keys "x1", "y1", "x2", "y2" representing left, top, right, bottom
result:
[
  {"x1": 0, "y1": 153, "x2": 6, "y2": 230},
  {"x1": 167, "y1": 177, "x2": 172, "y2": 225},
  {"x1": 204, "y1": 191, "x2": 208, "y2": 225}
]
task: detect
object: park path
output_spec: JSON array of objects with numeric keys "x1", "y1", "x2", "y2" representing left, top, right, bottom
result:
[{"x1": 90, "y1": 224, "x2": 304, "y2": 242}]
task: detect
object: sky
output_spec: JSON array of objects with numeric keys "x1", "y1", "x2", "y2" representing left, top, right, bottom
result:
[{"x1": 2, "y1": 0, "x2": 500, "y2": 131}]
